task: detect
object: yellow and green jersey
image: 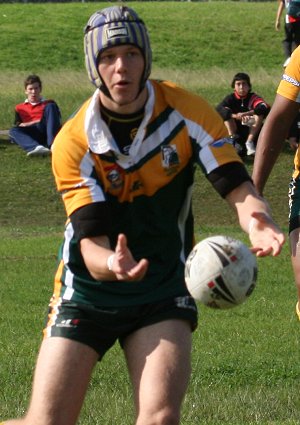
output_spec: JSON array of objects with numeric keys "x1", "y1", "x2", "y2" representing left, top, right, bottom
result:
[
  {"x1": 277, "y1": 46, "x2": 300, "y2": 177},
  {"x1": 51, "y1": 79, "x2": 243, "y2": 307}
]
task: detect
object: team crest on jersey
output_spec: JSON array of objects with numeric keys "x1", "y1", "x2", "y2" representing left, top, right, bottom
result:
[
  {"x1": 105, "y1": 165, "x2": 124, "y2": 190},
  {"x1": 161, "y1": 145, "x2": 179, "y2": 169}
]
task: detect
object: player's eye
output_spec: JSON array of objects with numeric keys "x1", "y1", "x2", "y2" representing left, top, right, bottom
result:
[{"x1": 100, "y1": 54, "x2": 113, "y2": 62}]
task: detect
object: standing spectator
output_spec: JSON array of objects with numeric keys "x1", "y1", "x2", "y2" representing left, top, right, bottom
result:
[
  {"x1": 216, "y1": 72, "x2": 270, "y2": 158},
  {"x1": 252, "y1": 46, "x2": 300, "y2": 320},
  {"x1": 9, "y1": 74, "x2": 61, "y2": 157},
  {"x1": 2, "y1": 6, "x2": 284, "y2": 425},
  {"x1": 275, "y1": 0, "x2": 300, "y2": 67}
]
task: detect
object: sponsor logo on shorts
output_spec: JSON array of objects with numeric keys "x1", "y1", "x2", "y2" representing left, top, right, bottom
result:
[
  {"x1": 175, "y1": 296, "x2": 197, "y2": 311},
  {"x1": 56, "y1": 319, "x2": 80, "y2": 328}
]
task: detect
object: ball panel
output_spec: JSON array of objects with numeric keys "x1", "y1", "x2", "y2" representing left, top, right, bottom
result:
[{"x1": 185, "y1": 235, "x2": 257, "y2": 309}]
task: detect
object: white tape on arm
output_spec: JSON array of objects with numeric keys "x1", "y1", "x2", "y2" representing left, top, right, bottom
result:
[{"x1": 107, "y1": 254, "x2": 115, "y2": 271}]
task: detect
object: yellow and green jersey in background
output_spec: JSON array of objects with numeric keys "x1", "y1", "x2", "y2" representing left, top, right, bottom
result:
[{"x1": 278, "y1": 45, "x2": 300, "y2": 178}]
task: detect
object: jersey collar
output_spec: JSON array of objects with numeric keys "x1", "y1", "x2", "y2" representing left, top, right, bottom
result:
[{"x1": 86, "y1": 81, "x2": 154, "y2": 157}]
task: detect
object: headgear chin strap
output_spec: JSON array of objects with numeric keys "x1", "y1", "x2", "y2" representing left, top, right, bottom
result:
[{"x1": 84, "y1": 6, "x2": 152, "y2": 99}]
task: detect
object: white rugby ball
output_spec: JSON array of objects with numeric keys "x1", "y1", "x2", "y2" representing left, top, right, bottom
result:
[{"x1": 185, "y1": 235, "x2": 257, "y2": 309}]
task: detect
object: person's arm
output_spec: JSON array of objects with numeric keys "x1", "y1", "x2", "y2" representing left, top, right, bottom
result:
[
  {"x1": 14, "y1": 111, "x2": 22, "y2": 126},
  {"x1": 275, "y1": 0, "x2": 284, "y2": 30},
  {"x1": 234, "y1": 111, "x2": 254, "y2": 121},
  {"x1": 216, "y1": 96, "x2": 232, "y2": 121},
  {"x1": 52, "y1": 115, "x2": 148, "y2": 282},
  {"x1": 69, "y1": 203, "x2": 149, "y2": 282},
  {"x1": 80, "y1": 233, "x2": 149, "y2": 281},
  {"x1": 225, "y1": 180, "x2": 285, "y2": 257},
  {"x1": 19, "y1": 120, "x2": 40, "y2": 127},
  {"x1": 252, "y1": 94, "x2": 299, "y2": 195}
]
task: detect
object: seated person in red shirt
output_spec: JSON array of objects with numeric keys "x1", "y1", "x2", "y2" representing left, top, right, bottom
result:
[
  {"x1": 9, "y1": 74, "x2": 62, "y2": 157},
  {"x1": 216, "y1": 73, "x2": 270, "y2": 158}
]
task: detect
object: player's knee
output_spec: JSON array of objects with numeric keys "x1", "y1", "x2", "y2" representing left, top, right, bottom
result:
[{"x1": 137, "y1": 406, "x2": 180, "y2": 425}]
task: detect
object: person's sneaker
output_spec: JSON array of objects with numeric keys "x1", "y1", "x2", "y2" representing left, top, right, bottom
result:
[
  {"x1": 27, "y1": 145, "x2": 51, "y2": 157},
  {"x1": 230, "y1": 135, "x2": 244, "y2": 157},
  {"x1": 246, "y1": 140, "x2": 256, "y2": 156},
  {"x1": 296, "y1": 301, "x2": 300, "y2": 321}
]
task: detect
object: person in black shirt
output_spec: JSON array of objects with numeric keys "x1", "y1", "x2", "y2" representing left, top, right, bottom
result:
[{"x1": 216, "y1": 73, "x2": 270, "y2": 158}]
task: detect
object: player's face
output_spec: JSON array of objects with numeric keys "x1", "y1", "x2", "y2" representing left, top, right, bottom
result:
[
  {"x1": 25, "y1": 82, "x2": 42, "y2": 103},
  {"x1": 98, "y1": 44, "x2": 147, "y2": 113},
  {"x1": 234, "y1": 80, "x2": 250, "y2": 97}
]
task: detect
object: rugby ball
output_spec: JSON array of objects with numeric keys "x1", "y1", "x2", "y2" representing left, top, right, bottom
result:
[{"x1": 185, "y1": 235, "x2": 257, "y2": 309}]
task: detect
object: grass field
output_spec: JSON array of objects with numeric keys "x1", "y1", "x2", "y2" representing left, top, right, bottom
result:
[
  {"x1": 0, "y1": 2, "x2": 300, "y2": 424},
  {"x1": 0, "y1": 0, "x2": 287, "y2": 128}
]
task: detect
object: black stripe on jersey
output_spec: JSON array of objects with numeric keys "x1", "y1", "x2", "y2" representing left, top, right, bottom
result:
[{"x1": 145, "y1": 106, "x2": 174, "y2": 138}]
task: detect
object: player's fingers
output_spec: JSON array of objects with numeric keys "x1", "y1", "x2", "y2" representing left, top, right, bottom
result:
[
  {"x1": 126, "y1": 259, "x2": 149, "y2": 280},
  {"x1": 116, "y1": 259, "x2": 149, "y2": 281},
  {"x1": 251, "y1": 238, "x2": 283, "y2": 257},
  {"x1": 270, "y1": 238, "x2": 284, "y2": 257},
  {"x1": 116, "y1": 233, "x2": 128, "y2": 253},
  {"x1": 250, "y1": 246, "x2": 272, "y2": 257}
]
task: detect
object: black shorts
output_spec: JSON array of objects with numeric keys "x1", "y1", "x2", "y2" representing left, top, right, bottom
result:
[
  {"x1": 43, "y1": 296, "x2": 198, "y2": 359},
  {"x1": 289, "y1": 177, "x2": 300, "y2": 233}
]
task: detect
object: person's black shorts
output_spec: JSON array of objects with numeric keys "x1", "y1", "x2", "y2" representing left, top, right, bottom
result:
[
  {"x1": 289, "y1": 177, "x2": 300, "y2": 233},
  {"x1": 43, "y1": 296, "x2": 198, "y2": 359}
]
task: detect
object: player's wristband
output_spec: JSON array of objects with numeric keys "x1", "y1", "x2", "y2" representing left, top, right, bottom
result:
[{"x1": 107, "y1": 254, "x2": 115, "y2": 271}]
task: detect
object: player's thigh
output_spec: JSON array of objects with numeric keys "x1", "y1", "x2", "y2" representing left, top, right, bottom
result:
[
  {"x1": 26, "y1": 337, "x2": 99, "y2": 425},
  {"x1": 289, "y1": 228, "x2": 300, "y2": 285},
  {"x1": 124, "y1": 319, "x2": 192, "y2": 410},
  {"x1": 289, "y1": 227, "x2": 300, "y2": 256}
]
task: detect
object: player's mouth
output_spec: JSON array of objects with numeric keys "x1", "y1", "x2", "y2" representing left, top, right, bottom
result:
[{"x1": 114, "y1": 80, "x2": 130, "y2": 89}]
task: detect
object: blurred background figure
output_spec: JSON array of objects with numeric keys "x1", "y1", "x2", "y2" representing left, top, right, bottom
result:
[
  {"x1": 216, "y1": 72, "x2": 270, "y2": 158},
  {"x1": 275, "y1": 0, "x2": 300, "y2": 67},
  {"x1": 9, "y1": 74, "x2": 61, "y2": 157}
]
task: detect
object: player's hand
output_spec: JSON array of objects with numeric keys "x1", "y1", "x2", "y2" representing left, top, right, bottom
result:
[
  {"x1": 110, "y1": 233, "x2": 149, "y2": 281},
  {"x1": 248, "y1": 212, "x2": 285, "y2": 257},
  {"x1": 241, "y1": 115, "x2": 255, "y2": 126}
]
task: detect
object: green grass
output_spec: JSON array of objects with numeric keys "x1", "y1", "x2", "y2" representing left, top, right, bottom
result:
[
  {"x1": 0, "y1": 2, "x2": 300, "y2": 424},
  {"x1": 0, "y1": 1, "x2": 286, "y2": 128}
]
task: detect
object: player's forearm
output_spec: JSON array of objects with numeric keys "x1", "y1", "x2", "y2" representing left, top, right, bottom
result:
[
  {"x1": 80, "y1": 236, "x2": 116, "y2": 280},
  {"x1": 253, "y1": 95, "x2": 299, "y2": 195},
  {"x1": 225, "y1": 181, "x2": 271, "y2": 234},
  {"x1": 252, "y1": 124, "x2": 284, "y2": 195}
]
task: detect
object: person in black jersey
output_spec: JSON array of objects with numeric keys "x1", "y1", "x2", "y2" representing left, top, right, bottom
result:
[{"x1": 216, "y1": 73, "x2": 270, "y2": 158}]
